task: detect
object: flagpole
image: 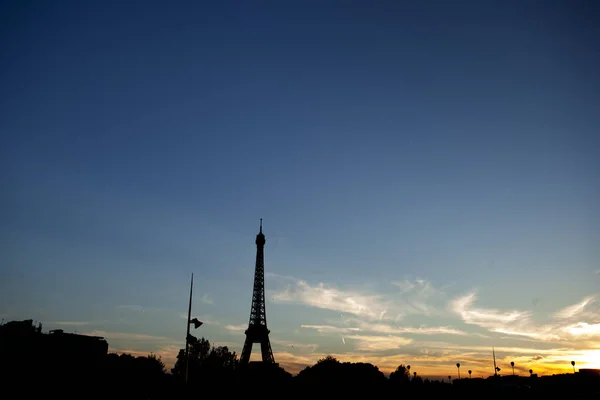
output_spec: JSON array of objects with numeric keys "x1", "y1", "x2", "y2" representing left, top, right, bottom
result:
[{"x1": 185, "y1": 273, "x2": 194, "y2": 384}]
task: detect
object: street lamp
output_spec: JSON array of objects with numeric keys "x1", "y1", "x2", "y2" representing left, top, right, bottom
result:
[{"x1": 184, "y1": 273, "x2": 203, "y2": 384}]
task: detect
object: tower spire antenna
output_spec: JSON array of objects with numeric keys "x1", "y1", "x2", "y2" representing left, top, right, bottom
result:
[{"x1": 260, "y1": 218, "x2": 262, "y2": 233}]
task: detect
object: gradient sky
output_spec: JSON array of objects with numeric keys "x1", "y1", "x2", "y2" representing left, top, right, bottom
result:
[{"x1": 1, "y1": 0, "x2": 599, "y2": 379}]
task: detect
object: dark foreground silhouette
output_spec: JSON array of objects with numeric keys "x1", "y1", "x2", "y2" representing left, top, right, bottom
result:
[{"x1": 1, "y1": 319, "x2": 598, "y2": 398}]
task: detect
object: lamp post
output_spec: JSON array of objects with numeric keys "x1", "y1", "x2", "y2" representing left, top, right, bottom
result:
[{"x1": 184, "y1": 274, "x2": 203, "y2": 384}]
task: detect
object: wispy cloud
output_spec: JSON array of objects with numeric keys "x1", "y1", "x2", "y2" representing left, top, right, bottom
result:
[
  {"x1": 273, "y1": 280, "x2": 390, "y2": 320},
  {"x1": 562, "y1": 322, "x2": 600, "y2": 337},
  {"x1": 52, "y1": 321, "x2": 95, "y2": 326},
  {"x1": 390, "y1": 278, "x2": 444, "y2": 317},
  {"x1": 450, "y1": 293, "x2": 532, "y2": 329},
  {"x1": 344, "y1": 335, "x2": 413, "y2": 351},
  {"x1": 273, "y1": 276, "x2": 469, "y2": 364},
  {"x1": 553, "y1": 296, "x2": 595, "y2": 319},
  {"x1": 357, "y1": 322, "x2": 466, "y2": 336},
  {"x1": 200, "y1": 294, "x2": 213, "y2": 305},
  {"x1": 84, "y1": 330, "x2": 174, "y2": 343},
  {"x1": 271, "y1": 277, "x2": 444, "y2": 321},
  {"x1": 450, "y1": 292, "x2": 600, "y2": 341},
  {"x1": 302, "y1": 321, "x2": 466, "y2": 336},
  {"x1": 391, "y1": 279, "x2": 438, "y2": 297},
  {"x1": 301, "y1": 324, "x2": 360, "y2": 334},
  {"x1": 224, "y1": 324, "x2": 246, "y2": 332}
]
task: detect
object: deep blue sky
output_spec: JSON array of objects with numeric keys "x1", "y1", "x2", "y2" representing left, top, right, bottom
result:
[{"x1": 1, "y1": 0, "x2": 599, "y2": 376}]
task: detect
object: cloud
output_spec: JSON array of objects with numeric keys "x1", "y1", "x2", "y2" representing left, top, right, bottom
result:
[
  {"x1": 390, "y1": 278, "x2": 443, "y2": 317},
  {"x1": 450, "y1": 293, "x2": 531, "y2": 329},
  {"x1": 272, "y1": 280, "x2": 390, "y2": 320},
  {"x1": 273, "y1": 277, "x2": 472, "y2": 368},
  {"x1": 391, "y1": 279, "x2": 438, "y2": 297},
  {"x1": 344, "y1": 335, "x2": 413, "y2": 351},
  {"x1": 450, "y1": 293, "x2": 600, "y2": 342},
  {"x1": 449, "y1": 292, "x2": 552, "y2": 339},
  {"x1": 224, "y1": 324, "x2": 246, "y2": 332},
  {"x1": 300, "y1": 325, "x2": 360, "y2": 334},
  {"x1": 301, "y1": 321, "x2": 466, "y2": 336},
  {"x1": 271, "y1": 277, "x2": 444, "y2": 321},
  {"x1": 52, "y1": 321, "x2": 94, "y2": 326},
  {"x1": 345, "y1": 318, "x2": 467, "y2": 336},
  {"x1": 200, "y1": 294, "x2": 213, "y2": 305},
  {"x1": 83, "y1": 330, "x2": 174, "y2": 343},
  {"x1": 553, "y1": 296, "x2": 595, "y2": 319},
  {"x1": 409, "y1": 326, "x2": 466, "y2": 335},
  {"x1": 562, "y1": 322, "x2": 600, "y2": 337}
]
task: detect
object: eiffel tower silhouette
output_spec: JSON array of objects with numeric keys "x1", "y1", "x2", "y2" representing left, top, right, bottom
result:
[{"x1": 240, "y1": 219, "x2": 275, "y2": 365}]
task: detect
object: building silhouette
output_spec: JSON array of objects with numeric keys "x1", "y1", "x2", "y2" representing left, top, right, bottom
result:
[{"x1": 0, "y1": 319, "x2": 108, "y2": 387}]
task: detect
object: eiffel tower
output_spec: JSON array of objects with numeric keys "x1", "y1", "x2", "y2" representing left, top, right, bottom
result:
[{"x1": 240, "y1": 219, "x2": 275, "y2": 365}]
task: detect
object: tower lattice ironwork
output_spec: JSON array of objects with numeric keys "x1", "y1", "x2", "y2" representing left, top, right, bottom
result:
[{"x1": 240, "y1": 219, "x2": 275, "y2": 365}]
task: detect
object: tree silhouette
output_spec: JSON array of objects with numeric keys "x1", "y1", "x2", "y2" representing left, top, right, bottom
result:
[
  {"x1": 317, "y1": 355, "x2": 338, "y2": 365},
  {"x1": 389, "y1": 364, "x2": 410, "y2": 385},
  {"x1": 171, "y1": 336, "x2": 237, "y2": 384},
  {"x1": 172, "y1": 336, "x2": 210, "y2": 378},
  {"x1": 448, "y1": 375, "x2": 451, "y2": 383},
  {"x1": 511, "y1": 361, "x2": 515, "y2": 375},
  {"x1": 142, "y1": 353, "x2": 166, "y2": 374},
  {"x1": 411, "y1": 372, "x2": 423, "y2": 385},
  {"x1": 571, "y1": 360, "x2": 576, "y2": 373},
  {"x1": 529, "y1": 369, "x2": 533, "y2": 376},
  {"x1": 204, "y1": 345, "x2": 237, "y2": 371},
  {"x1": 468, "y1": 369, "x2": 472, "y2": 378},
  {"x1": 297, "y1": 356, "x2": 385, "y2": 387},
  {"x1": 456, "y1": 363, "x2": 461, "y2": 379}
]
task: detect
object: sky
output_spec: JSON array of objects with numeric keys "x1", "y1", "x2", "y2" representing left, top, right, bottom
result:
[{"x1": 1, "y1": 0, "x2": 599, "y2": 379}]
